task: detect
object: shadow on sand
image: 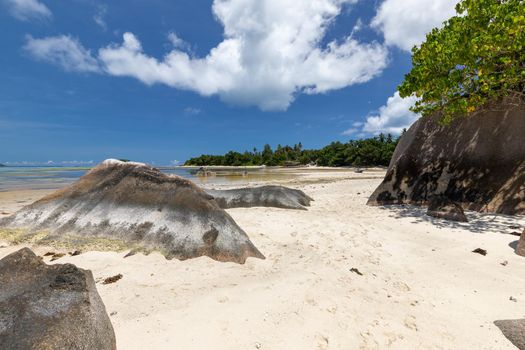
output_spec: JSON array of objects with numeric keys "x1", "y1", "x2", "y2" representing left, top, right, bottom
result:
[
  {"x1": 378, "y1": 204, "x2": 524, "y2": 235},
  {"x1": 509, "y1": 240, "x2": 519, "y2": 250}
]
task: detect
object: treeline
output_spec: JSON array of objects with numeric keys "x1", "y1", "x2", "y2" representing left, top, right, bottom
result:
[{"x1": 184, "y1": 133, "x2": 400, "y2": 167}]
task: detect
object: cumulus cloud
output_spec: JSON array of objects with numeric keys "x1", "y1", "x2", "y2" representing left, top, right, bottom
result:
[
  {"x1": 362, "y1": 92, "x2": 419, "y2": 135},
  {"x1": 24, "y1": 0, "x2": 389, "y2": 111},
  {"x1": 5, "y1": 0, "x2": 52, "y2": 21},
  {"x1": 24, "y1": 35, "x2": 100, "y2": 73},
  {"x1": 371, "y1": 0, "x2": 458, "y2": 52}
]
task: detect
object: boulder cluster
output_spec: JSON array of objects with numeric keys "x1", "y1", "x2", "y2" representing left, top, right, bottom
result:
[
  {"x1": 0, "y1": 159, "x2": 315, "y2": 348},
  {"x1": 0, "y1": 160, "x2": 312, "y2": 264}
]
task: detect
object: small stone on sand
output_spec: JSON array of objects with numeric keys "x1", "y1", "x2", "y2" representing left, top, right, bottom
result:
[
  {"x1": 350, "y1": 267, "x2": 363, "y2": 276},
  {"x1": 102, "y1": 274, "x2": 123, "y2": 285},
  {"x1": 472, "y1": 248, "x2": 487, "y2": 256},
  {"x1": 50, "y1": 253, "x2": 65, "y2": 261}
]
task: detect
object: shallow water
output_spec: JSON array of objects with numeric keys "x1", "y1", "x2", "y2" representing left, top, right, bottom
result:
[{"x1": 0, "y1": 166, "x2": 295, "y2": 191}]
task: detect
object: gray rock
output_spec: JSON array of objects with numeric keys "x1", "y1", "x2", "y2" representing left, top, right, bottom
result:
[
  {"x1": 207, "y1": 185, "x2": 313, "y2": 210},
  {"x1": 494, "y1": 319, "x2": 525, "y2": 349},
  {"x1": 0, "y1": 159, "x2": 264, "y2": 264},
  {"x1": 426, "y1": 196, "x2": 468, "y2": 222},
  {"x1": 367, "y1": 96, "x2": 525, "y2": 215},
  {"x1": 0, "y1": 248, "x2": 116, "y2": 350},
  {"x1": 516, "y1": 230, "x2": 525, "y2": 257}
]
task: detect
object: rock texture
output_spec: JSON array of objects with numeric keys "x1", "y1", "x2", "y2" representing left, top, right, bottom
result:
[
  {"x1": 426, "y1": 196, "x2": 468, "y2": 222},
  {"x1": 368, "y1": 96, "x2": 525, "y2": 215},
  {"x1": 0, "y1": 248, "x2": 116, "y2": 350},
  {"x1": 494, "y1": 319, "x2": 525, "y2": 349},
  {"x1": 207, "y1": 186, "x2": 313, "y2": 210},
  {"x1": 0, "y1": 160, "x2": 264, "y2": 263},
  {"x1": 516, "y1": 230, "x2": 525, "y2": 257}
]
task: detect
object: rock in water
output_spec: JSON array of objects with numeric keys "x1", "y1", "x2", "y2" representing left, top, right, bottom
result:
[
  {"x1": 494, "y1": 319, "x2": 525, "y2": 349},
  {"x1": 516, "y1": 230, "x2": 525, "y2": 257},
  {"x1": 367, "y1": 96, "x2": 525, "y2": 215},
  {"x1": 426, "y1": 196, "x2": 468, "y2": 222},
  {"x1": 0, "y1": 248, "x2": 116, "y2": 350},
  {"x1": 0, "y1": 159, "x2": 264, "y2": 263},
  {"x1": 207, "y1": 186, "x2": 313, "y2": 210}
]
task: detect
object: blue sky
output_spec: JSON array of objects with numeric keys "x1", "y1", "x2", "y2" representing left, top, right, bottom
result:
[{"x1": 0, "y1": 0, "x2": 457, "y2": 165}]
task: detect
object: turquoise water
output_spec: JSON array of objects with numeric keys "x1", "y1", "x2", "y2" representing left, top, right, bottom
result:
[
  {"x1": 0, "y1": 166, "x2": 200, "y2": 191},
  {"x1": 0, "y1": 166, "x2": 288, "y2": 191}
]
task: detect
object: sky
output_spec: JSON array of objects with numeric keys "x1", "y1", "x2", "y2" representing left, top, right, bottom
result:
[{"x1": 0, "y1": 0, "x2": 458, "y2": 165}]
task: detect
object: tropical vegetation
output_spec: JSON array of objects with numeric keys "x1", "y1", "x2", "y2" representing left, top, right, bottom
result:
[
  {"x1": 399, "y1": 0, "x2": 525, "y2": 122},
  {"x1": 185, "y1": 134, "x2": 400, "y2": 167}
]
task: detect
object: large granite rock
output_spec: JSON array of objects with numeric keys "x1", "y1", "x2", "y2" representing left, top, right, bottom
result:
[
  {"x1": 0, "y1": 160, "x2": 264, "y2": 263},
  {"x1": 368, "y1": 96, "x2": 525, "y2": 215},
  {"x1": 516, "y1": 230, "x2": 525, "y2": 257},
  {"x1": 426, "y1": 196, "x2": 468, "y2": 222},
  {"x1": 0, "y1": 248, "x2": 116, "y2": 350},
  {"x1": 494, "y1": 319, "x2": 525, "y2": 349},
  {"x1": 207, "y1": 186, "x2": 313, "y2": 210}
]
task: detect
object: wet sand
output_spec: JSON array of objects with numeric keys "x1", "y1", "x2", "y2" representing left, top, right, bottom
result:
[{"x1": 1, "y1": 168, "x2": 524, "y2": 349}]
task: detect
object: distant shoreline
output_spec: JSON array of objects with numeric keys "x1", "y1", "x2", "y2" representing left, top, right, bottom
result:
[{"x1": 0, "y1": 166, "x2": 387, "y2": 193}]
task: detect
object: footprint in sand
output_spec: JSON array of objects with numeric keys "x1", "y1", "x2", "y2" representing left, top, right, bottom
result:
[
  {"x1": 305, "y1": 297, "x2": 318, "y2": 306},
  {"x1": 316, "y1": 334, "x2": 329, "y2": 350},
  {"x1": 385, "y1": 332, "x2": 405, "y2": 346},
  {"x1": 371, "y1": 241, "x2": 382, "y2": 248},
  {"x1": 393, "y1": 281, "x2": 411, "y2": 292},
  {"x1": 404, "y1": 315, "x2": 418, "y2": 331},
  {"x1": 217, "y1": 296, "x2": 229, "y2": 303},
  {"x1": 359, "y1": 331, "x2": 379, "y2": 349}
]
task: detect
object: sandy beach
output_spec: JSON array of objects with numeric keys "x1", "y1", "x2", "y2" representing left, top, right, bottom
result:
[{"x1": 1, "y1": 169, "x2": 523, "y2": 349}]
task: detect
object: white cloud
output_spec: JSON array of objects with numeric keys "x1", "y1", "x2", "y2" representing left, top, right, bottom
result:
[
  {"x1": 25, "y1": 0, "x2": 389, "y2": 111},
  {"x1": 371, "y1": 0, "x2": 458, "y2": 52},
  {"x1": 24, "y1": 35, "x2": 101, "y2": 73},
  {"x1": 5, "y1": 0, "x2": 52, "y2": 21},
  {"x1": 184, "y1": 107, "x2": 201, "y2": 115},
  {"x1": 362, "y1": 92, "x2": 419, "y2": 135},
  {"x1": 351, "y1": 18, "x2": 363, "y2": 35},
  {"x1": 167, "y1": 32, "x2": 189, "y2": 50},
  {"x1": 93, "y1": 4, "x2": 108, "y2": 31},
  {"x1": 341, "y1": 121, "x2": 364, "y2": 135},
  {"x1": 342, "y1": 128, "x2": 358, "y2": 136}
]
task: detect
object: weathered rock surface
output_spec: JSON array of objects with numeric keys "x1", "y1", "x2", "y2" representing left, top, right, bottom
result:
[
  {"x1": 426, "y1": 196, "x2": 468, "y2": 222},
  {"x1": 368, "y1": 97, "x2": 525, "y2": 215},
  {"x1": 0, "y1": 248, "x2": 116, "y2": 350},
  {"x1": 494, "y1": 319, "x2": 525, "y2": 349},
  {"x1": 207, "y1": 186, "x2": 313, "y2": 210},
  {"x1": 0, "y1": 160, "x2": 264, "y2": 263},
  {"x1": 516, "y1": 230, "x2": 525, "y2": 257}
]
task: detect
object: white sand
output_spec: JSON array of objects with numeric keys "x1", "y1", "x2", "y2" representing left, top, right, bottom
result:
[{"x1": 1, "y1": 170, "x2": 524, "y2": 349}]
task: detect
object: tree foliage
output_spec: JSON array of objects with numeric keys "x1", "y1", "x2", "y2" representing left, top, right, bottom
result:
[
  {"x1": 399, "y1": 0, "x2": 525, "y2": 121},
  {"x1": 184, "y1": 134, "x2": 400, "y2": 167}
]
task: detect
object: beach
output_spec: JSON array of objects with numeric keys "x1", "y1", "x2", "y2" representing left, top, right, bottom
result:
[{"x1": 1, "y1": 168, "x2": 523, "y2": 349}]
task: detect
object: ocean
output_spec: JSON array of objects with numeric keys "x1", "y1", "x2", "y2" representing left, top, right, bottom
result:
[
  {"x1": 0, "y1": 166, "x2": 201, "y2": 191},
  {"x1": 0, "y1": 166, "x2": 291, "y2": 191}
]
